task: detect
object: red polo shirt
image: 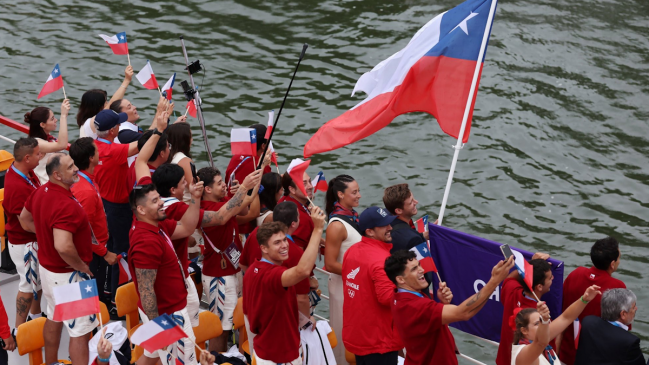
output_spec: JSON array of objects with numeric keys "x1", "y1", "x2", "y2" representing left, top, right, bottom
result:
[
  {"x1": 393, "y1": 291, "x2": 457, "y2": 365},
  {"x1": 2, "y1": 165, "x2": 40, "y2": 245},
  {"x1": 240, "y1": 227, "x2": 310, "y2": 294},
  {"x1": 277, "y1": 195, "x2": 313, "y2": 250},
  {"x1": 95, "y1": 139, "x2": 130, "y2": 203},
  {"x1": 127, "y1": 163, "x2": 156, "y2": 194},
  {"x1": 559, "y1": 266, "x2": 626, "y2": 365},
  {"x1": 162, "y1": 199, "x2": 204, "y2": 277},
  {"x1": 25, "y1": 182, "x2": 93, "y2": 273},
  {"x1": 71, "y1": 171, "x2": 108, "y2": 256},
  {"x1": 200, "y1": 199, "x2": 242, "y2": 278},
  {"x1": 128, "y1": 219, "x2": 187, "y2": 315},
  {"x1": 496, "y1": 278, "x2": 540, "y2": 365},
  {"x1": 243, "y1": 260, "x2": 299, "y2": 363}
]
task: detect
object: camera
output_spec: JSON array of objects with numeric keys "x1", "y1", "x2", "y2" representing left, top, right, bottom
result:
[
  {"x1": 181, "y1": 80, "x2": 196, "y2": 101},
  {"x1": 185, "y1": 60, "x2": 202, "y2": 75}
]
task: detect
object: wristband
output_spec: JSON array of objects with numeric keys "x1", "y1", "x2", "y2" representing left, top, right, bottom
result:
[
  {"x1": 540, "y1": 316, "x2": 550, "y2": 324},
  {"x1": 97, "y1": 353, "x2": 111, "y2": 363},
  {"x1": 580, "y1": 296, "x2": 589, "y2": 304},
  {"x1": 153, "y1": 129, "x2": 163, "y2": 136}
]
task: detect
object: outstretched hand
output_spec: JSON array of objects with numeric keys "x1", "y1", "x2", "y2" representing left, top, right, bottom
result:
[
  {"x1": 61, "y1": 99, "x2": 70, "y2": 117},
  {"x1": 189, "y1": 181, "x2": 205, "y2": 200},
  {"x1": 491, "y1": 256, "x2": 515, "y2": 282},
  {"x1": 537, "y1": 301, "x2": 551, "y2": 322},
  {"x1": 310, "y1": 205, "x2": 326, "y2": 230},
  {"x1": 124, "y1": 65, "x2": 134, "y2": 82},
  {"x1": 582, "y1": 285, "x2": 602, "y2": 302},
  {"x1": 437, "y1": 282, "x2": 453, "y2": 304},
  {"x1": 97, "y1": 327, "x2": 112, "y2": 359}
]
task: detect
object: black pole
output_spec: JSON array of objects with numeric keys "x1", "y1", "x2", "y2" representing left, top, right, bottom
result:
[{"x1": 256, "y1": 43, "x2": 308, "y2": 170}]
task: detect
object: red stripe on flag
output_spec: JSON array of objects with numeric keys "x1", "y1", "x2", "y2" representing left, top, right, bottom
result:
[
  {"x1": 139, "y1": 326, "x2": 187, "y2": 353},
  {"x1": 38, "y1": 76, "x2": 64, "y2": 99},
  {"x1": 231, "y1": 141, "x2": 255, "y2": 156},
  {"x1": 143, "y1": 76, "x2": 159, "y2": 90},
  {"x1": 108, "y1": 43, "x2": 129, "y2": 55},
  {"x1": 52, "y1": 296, "x2": 100, "y2": 322}
]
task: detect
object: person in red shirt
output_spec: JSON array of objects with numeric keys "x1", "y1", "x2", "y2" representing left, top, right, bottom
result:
[
  {"x1": 70, "y1": 137, "x2": 118, "y2": 308},
  {"x1": 557, "y1": 237, "x2": 626, "y2": 365},
  {"x1": 19, "y1": 153, "x2": 97, "y2": 365},
  {"x1": 243, "y1": 204, "x2": 325, "y2": 365},
  {"x1": 126, "y1": 129, "x2": 170, "y2": 193},
  {"x1": 2, "y1": 138, "x2": 44, "y2": 331},
  {"x1": 385, "y1": 250, "x2": 514, "y2": 365},
  {"x1": 341, "y1": 206, "x2": 402, "y2": 365},
  {"x1": 279, "y1": 170, "x2": 315, "y2": 249},
  {"x1": 496, "y1": 254, "x2": 553, "y2": 365}
]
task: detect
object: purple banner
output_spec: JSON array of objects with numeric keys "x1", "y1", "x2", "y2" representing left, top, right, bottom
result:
[{"x1": 428, "y1": 224, "x2": 564, "y2": 343}]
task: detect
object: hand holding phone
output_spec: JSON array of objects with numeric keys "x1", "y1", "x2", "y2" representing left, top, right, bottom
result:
[
  {"x1": 500, "y1": 244, "x2": 514, "y2": 260},
  {"x1": 190, "y1": 162, "x2": 198, "y2": 184}
]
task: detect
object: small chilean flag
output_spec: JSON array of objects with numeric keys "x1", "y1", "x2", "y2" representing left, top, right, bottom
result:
[
  {"x1": 513, "y1": 250, "x2": 534, "y2": 291},
  {"x1": 98, "y1": 32, "x2": 129, "y2": 55},
  {"x1": 269, "y1": 141, "x2": 279, "y2": 167},
  {"x1": 230, "y1": 128, "x2": 257, "y2": 156},
  {"x1": 414, "y1": 215, "x2": 429, "y2": 234},
  {"x1": 311, "y1": 171, "x2": 328, "y2": 192},
  {"x1": 131, "y1": 313, "x2": 187, "y2": 353},
  {"x1": 52, "y1": 279, "x2": 100, "y2": 322},
  {"x1": 287, "y1": 158, "x2": 311, "y2": 197},
  {"x1": 117, "y1": 253, "x2": 131, "y2": 285},
  {"x1": 161, "y1": 73, "x2": 176, "y2": 101},
  {"x1": 136, "y1": 60, "x2": 159, "y2": 90},
  {"x1": 265, "y1": 110, "x2": 274, "y2": 139},
  {"x1": 186, "y1": 100, "x2": 197, "y2": 118},
  {"x1": 410, "y1": 242, "x2": 438, "y2": 273},
  {"x1": 573, "y1": 318, "x2": 581, "y2": 349},
  {"x1": 37, "y1": 64, "x2": 64, "y2": 99}
]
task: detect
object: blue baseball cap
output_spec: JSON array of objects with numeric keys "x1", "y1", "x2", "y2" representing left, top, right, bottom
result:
[
  {"x1": 359, "y1": 206, "x2": 397, "y2": 233},
  {"x1": 94, "y1": 109, "x2": 128, "y2": 132}
]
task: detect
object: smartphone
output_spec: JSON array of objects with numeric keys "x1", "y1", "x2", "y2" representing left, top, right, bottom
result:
[
  {"x1": 189, "y1": 162, "x2": 198, "y2": 183},
  {"x1": 500, "y1": 244, "x2": 514, "y2": 260}
]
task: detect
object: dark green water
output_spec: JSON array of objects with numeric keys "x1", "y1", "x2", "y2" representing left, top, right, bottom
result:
[{"x1": 1, "y1": 0, "x2": 647, "y2": 362}]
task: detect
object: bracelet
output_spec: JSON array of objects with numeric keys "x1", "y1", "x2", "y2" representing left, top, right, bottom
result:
[
  {"x1": 580, "y1": 296, "x2": 589, "y2": 304},
  {"x1": 97, "y1": 353, "x2": 111, "y2": 363},
  {"x1": 540, "y1": 316, "x2": 551, "y2": 324}
]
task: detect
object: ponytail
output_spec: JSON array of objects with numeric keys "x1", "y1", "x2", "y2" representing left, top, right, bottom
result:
[
  {"x1": 325, "y1": 174, "x2": 355, "y2": 217},
  {"x1": 25, "y1": 107, "x2": 50, "y2": 140}
]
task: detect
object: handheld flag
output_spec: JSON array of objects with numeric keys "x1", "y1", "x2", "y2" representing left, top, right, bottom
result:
[
  {"x1": 414, "y1": 215, "x2": 429, "y2": 234},
  {"x1": 37, "y1": 64, "x2": 64, "y2": 99},
  {"x1": 161, "y1": 73, "x2": 176, "y2": 101},
  {"x1": 513, "y1": 250, "x2": 534, "y2": 293},
  {"x1": 304, "y1": 0, "x2": 497, "y2": 157},
  {"x1": 265, "y1": 110, "x2": 274, "y2": 139},
  {"x1": 130, "y1": 313, "x2": 187, "y2": 353},
  {"x1": 410, "y1": 242, "x2": 438, "y2": 273},
  {"x1": 573, "y1": 318, "x2": 581, "y2": 349},
  {"x1": 230, "y1": 128, "x2": 257, "y2": 156},
  {"x1": 52, "y1": 279, "x2": 100, "y2": 322},
  {"x1": 98, "y1": 32, "x2": 129, "y2": 55},
  {"x1": 287, "y1": 158, "x2": 311, "y2": 197},
  {"x1": 311, "y1": 171, "x2": 328, "y2": 192},
  {"x1": 268, "y1": 141, "x2": 279, "y2": 168},
  {"x1": 117, "y1": 253, "x2": 131, "y2": 285},
  {"x1": 185, "y1": 100, "x2": 197, "y2": 118},
  {"x1": 136, "y1": 60, "x2": 159, "y2": 90}
]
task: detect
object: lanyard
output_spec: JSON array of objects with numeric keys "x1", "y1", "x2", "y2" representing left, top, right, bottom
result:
[
  {"x1": 397, "y1": 288, "x2": 424, "y2": 298},
  {"x1": 159, "y1": 229, "x2": 189, "y2": 282},
  {"x1": 97, "y1": 138, "x2": 112, "y2": 145},
  {"x1": 228, "y1": 157, "x2": 250, "y2": 188},
  {"x1": 609, "y1": 321, "x2": 628, "y2": 330},
  {"x1": 69, "y1": 196, "x2": 99, "y2": 245},
  {"x1": 77, "y1": 172, "x2": 99, "y2": 196},
  {"x1": 261, "y1": 258, "x2": 274, "y2": 265},
  {"x1": 11, "y1": 165, "x2": 38, "y2": 189}
]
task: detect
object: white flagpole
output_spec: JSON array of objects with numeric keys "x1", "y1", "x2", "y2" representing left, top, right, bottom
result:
[{"x1": 437, "y1": 0, "x2": 498, "y2": 226}]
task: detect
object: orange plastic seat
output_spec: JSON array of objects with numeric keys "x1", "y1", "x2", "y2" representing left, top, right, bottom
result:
[
  {"x1": 115, "y1": 282, "x2": 140, "y2": 333},
  {"x1": 327, "y1": 328, "x2": 338, "y2": 349},
  {"x1": 16, "y1": 317, "x2": 71, "y2": 365},
  {"x1": 345, "y1": 349, "x2": 357, "y2": 364},
  {"x1": 128, "y1": 323, "x2": 144, "y2": 364},
  {"x1": 193, "y1": 311, "x2": 223, "y2": 350},
  {"x1": 232, "y1": 297, "x2": 244, "y2": 330}
]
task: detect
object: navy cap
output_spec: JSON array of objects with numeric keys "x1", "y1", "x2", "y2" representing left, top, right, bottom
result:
[
  {"x1": 94, "y1": 109, "x2": 128, "y2": 132},
  {"x1": 359, "y1": 206, "x2": 397, "y2": 233}
]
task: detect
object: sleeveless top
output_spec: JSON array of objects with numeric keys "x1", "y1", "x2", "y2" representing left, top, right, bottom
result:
[
  {"x1": 511, "y1": 344, "x2": 554, "y2": 365},
  {"x1": 80, "y1": 117, "x2": 97, "y2": 139},
  {"x1": 33, "y1": 136, "x2": 61, "y2": 185},
  {"x1": 171, "y1": 152, "x2": 192, "y2": 203},
  {"x1": 328, "y1": 217, "x2": 362, "y2": 263},
  {"x1": 256, "y1": 210, "x2": 272, "y2": 226}
]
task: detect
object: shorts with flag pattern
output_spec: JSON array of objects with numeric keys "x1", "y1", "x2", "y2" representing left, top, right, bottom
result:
[
  {"x1": 139, "y1": 307, "x2": 197, "y2": 365},
  {"x1": 39, "y1": 266, "x2": 98, "y2": 337},
  {"x1": 201, "y1": 272, "x2": 242, "y2": 331},
  {"x1": 8, "y1": 241, "x2": 42, "y2": 295}
]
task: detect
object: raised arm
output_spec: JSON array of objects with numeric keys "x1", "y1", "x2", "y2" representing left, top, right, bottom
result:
[
  {"x1": 53, "y1": 228, "x2": 91, "y2": 276},
  {"x1": 515, "y1": 301, "x2": 552, "y2": 365},
  {"x1": 38, "y1": 99, "x2": 70, "y2": 153},
  {"x1": 106, "y1": 66, "x2": 133, "y2": 107},
  {"x1": 135, "y1": 111, "x2": 168, "y2": 182},
  {"x1": 441, "y1": 256, "x2": 515, "y2": 325},
  {"x1": 281, "y1": 206, "x2": 326, "y2": 288},
  {"x1": 18, "y1": 207, "x2": 35, "y2": 233},
  {"x1": 548, "y1": 285, "x2": 601, "y2": 340},
  {"x1": 201, "y1": 170, "x2": 263, "y2": 227},
  {"x1": 135, "y1": 268, "x2": 159, "y2": 320},
  {"x1": 170, "y1": 181, "x2": 204, "y2": 240}
]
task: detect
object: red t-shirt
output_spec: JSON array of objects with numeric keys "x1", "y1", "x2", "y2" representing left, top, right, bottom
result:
[
  {"x1": 277, "y1": 196, "x2": 313, "y2": 250},
  {"x1": 559, "y1": 266, "x2": 626, "y2": 365},
  {"x1": 240, "y1": 227, "x2": 310, "y2": 294},
  {"x1": 392, "y1": 291, "x2": 457, "y2": 365},
  {"x1": 127, "y1": 163, "x2": 156, "y2": 194},
  {"x1": 2, "y1": 165, "x2": 40, "y2": 245},
  {"x1": 128, "y1": 219, "x2": 187, "y2": 315},
  {"x1": 0, "y1": 289, "x2": 10, "y2": 339},
  {"x1": 24, "y1": 182, "x2": 93, "y2": 273},
  {"x1": 242, "y1": 260, "x2": 299, "y2": 363},
  {"x1": 162, "y1": 199, "x2": 204, "y2": 277},
  {"x1": 95, "y1": 139, "x2": 130, "y2": 203},
  {"x1": 496, "y1": 278, "x2": 540, "y2": 365},
  {"x1": 200, "y1": 199, "x2": 242, "y2": 278},
  {"x1": 71, "y1": 171, "x2": 108, "y2": 256}
]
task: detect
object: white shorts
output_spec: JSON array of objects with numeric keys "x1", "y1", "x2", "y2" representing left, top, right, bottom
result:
[
  {"x1": 8, "y1": 241, "x2": 42, "y2": 294},
  {"x1": 244, "y1": 314, "x2": 256, "y2": 356},
  {"x1": 202, "y1": 272, "x2": 242, "y2": 331},
  {"x1": 139, "y1": 307, "x2": 197, "y2": 365},
  {"x1": 39, "y1": 266, "x2": 98, "y2": 337},
  {"x1": 185, "y1": 275, "x2": 200, "y2": 327},
  {"x1": 256, "y1": 355, "x2": 302, "y2": 365}
]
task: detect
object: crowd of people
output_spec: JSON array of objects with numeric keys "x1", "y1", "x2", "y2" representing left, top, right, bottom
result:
[{"x1": 0, "y1": 67, "x2": 647, "y2": 365}]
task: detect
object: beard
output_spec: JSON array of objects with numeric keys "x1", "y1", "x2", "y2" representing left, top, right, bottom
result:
[{"x1": 156, "y1": 210, "x2": 167, "y2": 221}]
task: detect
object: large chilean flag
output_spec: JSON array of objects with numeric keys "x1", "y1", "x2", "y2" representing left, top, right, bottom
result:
[{"x1": 304, "y1": 0, "x2": 497, "y2": 157}]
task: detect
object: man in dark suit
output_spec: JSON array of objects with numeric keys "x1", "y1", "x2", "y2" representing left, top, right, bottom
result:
[{"x1": 575, "y1": 288, "x2": 646, "y2": 365}]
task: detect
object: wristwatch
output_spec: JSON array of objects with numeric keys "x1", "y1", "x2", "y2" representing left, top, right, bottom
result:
[{"x1": 153, "y1": 129, "x2": 163, "y2": 136}]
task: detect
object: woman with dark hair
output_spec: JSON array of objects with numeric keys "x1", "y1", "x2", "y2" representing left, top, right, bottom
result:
[
  {"x1": 323, "y1": 174, "x2": 361, "y2": 364},
  {"x1": 77, "y1": 66, "x2": 133, "y2": 139},
  {"x1": 511, "y1": 285, "x2": 600, "y2": 365},
  {"x1": 167, "y1": 122, "x2": 194, "y2": 202},
  {"x1": 27, "y1": 100, "x2": 71, "y2": 184},
  {"x1": 256, "y1": 172, "x2": 283, "y2": 226}
]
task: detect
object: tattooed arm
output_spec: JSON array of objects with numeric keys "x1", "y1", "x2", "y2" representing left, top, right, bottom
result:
[
  {"x1": 201, "y1": 180, "x2": 251, "y2": 227},
  {"x1": 135, "y1": 268, "x2": 159, "y2": 320},
  {"x1": 441, "y1": 257, "x2": 514, "y2": 325}
]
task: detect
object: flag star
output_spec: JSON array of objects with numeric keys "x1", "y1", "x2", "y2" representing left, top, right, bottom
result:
[
  {"x1": 161, "y1": 320, "x2": 168, "y2": 325},
  {"x1": 85, "y1": 285, "x2": 92, "y2": 293},
  {"x1": 54, "y1": 68, "x2": 59, "y2": 74},
  {"x1": 423, "y1": 248, "x2": 428, "y2": 253},
  {"x1": 452, "y1": 12, "x2": 479, "y2": 35},
  {"x1": 120, "y1": 35, "x2": 124, "y2": 40}
]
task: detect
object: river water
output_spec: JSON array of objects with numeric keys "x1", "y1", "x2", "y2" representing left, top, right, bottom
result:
[{"x1": 1, "y1": 0, "x2": 647, "y2": 362}]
